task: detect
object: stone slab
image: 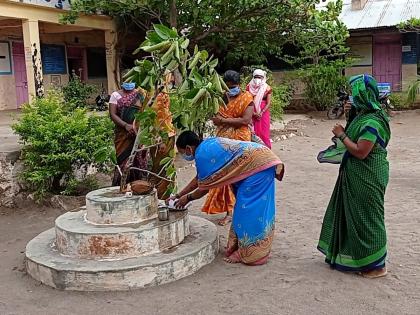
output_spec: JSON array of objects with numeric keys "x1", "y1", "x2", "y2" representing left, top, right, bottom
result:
[
  {"x1": 55, "y1": 210, "x2": 190, "y2": 259},
  {"x1": 85, "y1": 187, "x2": 158, "y2": 225},
  {"x1": 26, "y1": 216, "x2": 219, "y2": 291}
]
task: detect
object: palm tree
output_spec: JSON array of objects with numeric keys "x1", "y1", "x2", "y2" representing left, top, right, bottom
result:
[{"x1": 406, "y1": 78, "x2": 420, "y2": 105}]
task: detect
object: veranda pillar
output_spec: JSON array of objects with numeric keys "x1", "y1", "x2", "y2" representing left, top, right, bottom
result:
[
  {"x1": 22, "y1": 19, "x2": 44, "y2": 100},
  {"x1": 105, "y1": 30, "x2": 119, "y2": 93}
]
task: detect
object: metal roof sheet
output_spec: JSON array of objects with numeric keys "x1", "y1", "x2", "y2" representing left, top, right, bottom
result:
[{"x1": 318, "y1": 0, "x2": 420, "y2": 30}]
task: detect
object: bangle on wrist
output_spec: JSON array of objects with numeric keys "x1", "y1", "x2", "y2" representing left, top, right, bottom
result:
[
  {"x1": 187, "y1": 193, "x2": 193, "y2": 202},
  {"x1": 339, "y1": 133, "x2": 347, "y2": 141}
]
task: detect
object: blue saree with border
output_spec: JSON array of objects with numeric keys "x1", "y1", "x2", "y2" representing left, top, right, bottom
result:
[{"x1": 195, "y1": 137, "x2": 283, "y2": 264}]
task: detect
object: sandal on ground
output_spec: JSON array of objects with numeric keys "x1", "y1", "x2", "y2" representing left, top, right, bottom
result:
[{"x1": 360, "y1": 267, "x2": 388, "y2": 279}]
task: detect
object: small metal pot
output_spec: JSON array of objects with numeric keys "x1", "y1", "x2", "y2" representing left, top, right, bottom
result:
[{"x1": 158, "y1": 207, "x2": 169, "y2": 221}]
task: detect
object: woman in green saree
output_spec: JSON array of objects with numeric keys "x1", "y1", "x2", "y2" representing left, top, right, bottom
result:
[{"x1": 317, "y1": 74, "x2": 391, "y2": 278}]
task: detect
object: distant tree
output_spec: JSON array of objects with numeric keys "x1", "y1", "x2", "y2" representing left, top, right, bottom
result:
[{"x1": 61, "y1": 0, "x2": 347, "y2": 66}]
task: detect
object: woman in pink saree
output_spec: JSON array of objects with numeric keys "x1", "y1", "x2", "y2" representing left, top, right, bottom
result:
[{"x1": 247, "y1": 69, "x2": 272, "y2": 148}]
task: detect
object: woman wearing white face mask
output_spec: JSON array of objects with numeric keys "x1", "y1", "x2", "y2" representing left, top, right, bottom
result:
[{"x1": 247, "y1": 69, "x2": 272, "y2": 148}]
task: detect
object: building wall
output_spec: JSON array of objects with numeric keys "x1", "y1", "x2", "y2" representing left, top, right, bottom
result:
[
  {"x1": 346, "y1": 30, "x2": 419, "y2": 92},
  {"x1": 0, "y1": 25, "x2": 108, "y2": 110},
  {"x1": 0, "y1": 0, "x2": 117, "y2": 111},
  {"x1": 345, "y1": 66, "x2": 373, "y2": 77},
  {"x1": 402, "y1": 64, "x2": 417, "y2": 91},
  {"x1": 40, "y1": 30, "x2": 106, "y2": 92},
  {"x1": 0, "y1": 75, "x2": 18, "y2": 111},
  {"x1": 401, "y1": 33, "x2": 418, "y2": 91}
]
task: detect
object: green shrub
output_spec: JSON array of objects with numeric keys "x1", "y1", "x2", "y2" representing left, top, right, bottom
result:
[
  {"x1": 12, "y1": 91, "x2": 114, "y2": 198},
  {"x1": 300, "y1": 60, "x2": 349, "y2": 111},
  {"x1": 61, "y1": 175, "x2": 100, "y2": 196},
  {"x1": 405, "y1": 79, "x2": 420, "y2": 107},
  {"x1": 240, "y1": 65, "x2": 291, "y2": 121},
  {"x1": 389, "y1": 92, "x2": 409, "y2": 110},
  {"x1": 62, "y1": 74, "x2": 96, "y2": 110},
  {"x1": 270, "y1": 84, "x2": 292, "y2": 121}
]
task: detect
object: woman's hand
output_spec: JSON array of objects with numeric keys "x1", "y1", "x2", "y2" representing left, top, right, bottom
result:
[
  {"x1": 344, "y1": 101, "x2": 352, "y2": 113},
  {"x1": 253, "y1": 113, "x2": 262, "y2": 121},
  {"x1": 175, "y1": 195, "x2": 189, "y2": 209},
  {"x1": 332, "y1": 123, "x2": 345, "y2": 137},
  {"x1": 165, "y1": 194, "x2": 178, "y2": 206},
  {"x1": 211, "y1": 115, "x2": 224, "y2": 126},
  {"x1": 125, "y1": 123, "x2": 136, "y2": 136}
]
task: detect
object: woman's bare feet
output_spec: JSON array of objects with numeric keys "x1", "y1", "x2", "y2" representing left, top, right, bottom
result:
[
  {"x1": 223, "y1": 250, "x2": 242, "y2": 264},
  {"x1": 218, "y1": 215, "x2": 232, "y2": 226},
  {"x1": 361, "y1": 267, "x2": 388, "y2": 279}
]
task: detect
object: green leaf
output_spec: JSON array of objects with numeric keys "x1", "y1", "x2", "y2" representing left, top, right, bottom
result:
[
  {"x1": 146, "y1": 31, "x2": 163, "y2": 44},
  {"x1": 181, "y1": 38, "x2": 190, "y2": 49},
  {"x1": 153, "y1": 24, "x2": 175, "y2": 40},
  {"x1": 169, "y1": 149, "x2": 176, "y2": 158},
  {"x1": 93, "y1": 147, "x2": 109, "y2": 163},
  {"x1": 159, "y1": 157, "x2": 172, "y2": 166},
  {"x1": 208, "y1": 58, "x2": 218, "y2": 68},
  {"x1": 190, "y1": 69, "x2": 203, "y2": 84},
  {"x1": 200, "y1": 50, "x2": 209, "y2": 61},
  {"x1": 184, "y1": 88, "x2": 200, "y2": 99},
  {"x1": 180, "y1": 115, "x2": 188, "y2": 127}
]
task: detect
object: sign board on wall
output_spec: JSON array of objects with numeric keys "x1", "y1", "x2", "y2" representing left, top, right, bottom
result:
[
  {"x1": 41, "y1": 44, "x2": 67, "y2": 74},
  {"x1": 0, "y1": 42, "x2": 12, "y2": 75},
  {"x1": 402, "y1": 46, "x2": 411, "y2": 52},
  {"x1": 17, "y1": 0, "x2": 71, "y2": 10}
]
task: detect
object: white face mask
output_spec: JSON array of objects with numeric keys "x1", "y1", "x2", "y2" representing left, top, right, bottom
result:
[{"x1": 253, "y1": 78, "x2": 263, "y2": 86}]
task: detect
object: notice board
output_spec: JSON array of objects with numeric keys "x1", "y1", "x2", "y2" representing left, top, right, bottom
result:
[
  {"x1": 0, "y1": 42, "x2": 12, "y2": 75},
  {"x1": 41, "y1": 44, "x2": 67, "y2": 74}
]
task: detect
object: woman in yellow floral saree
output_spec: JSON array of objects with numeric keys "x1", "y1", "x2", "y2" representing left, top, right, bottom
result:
[
  {"x1": 148, "y1": 74, "x2": 177, "y2": 199},
  {"x1": 206, "y1": 70, "x2": 254, "y2": 225}
]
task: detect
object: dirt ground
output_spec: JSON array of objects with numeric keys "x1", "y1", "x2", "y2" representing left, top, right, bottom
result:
[{"x1": 1, "y1": 111, "x2": 420, "y2": 315}]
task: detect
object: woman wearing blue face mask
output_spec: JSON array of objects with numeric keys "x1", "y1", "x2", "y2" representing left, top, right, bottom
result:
[
  {"x1": 109, "y1": 80, "x2": 146, "y2": 186},
  {"x1": 173, "y1": 131, "x2": 284, "y2": 265},
  {"x1": 202, "y1": 70, "x2": 255, "y2": 226}
]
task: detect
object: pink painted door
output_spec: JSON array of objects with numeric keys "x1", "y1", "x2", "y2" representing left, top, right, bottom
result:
[
  {"x1": 373, "y1": 43, "x2": 402, "y2": 91},
  {"x1": 12, "y1": 42, "x2": 29, "y2": 107},
  {"x1": 67, "y1": 46, "x2": 87, "y2": 81}
]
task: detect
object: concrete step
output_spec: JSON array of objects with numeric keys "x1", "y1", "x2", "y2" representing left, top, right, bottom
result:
[
  {"x1": 55, "y1": 210, "x2": 190, "y2": 259},
  {"x1": 85, "y1": 187, "x2": 158, "y2": 225},
  {"x1": 26, "y1": 216, "x2": 219, "y2": 291}
]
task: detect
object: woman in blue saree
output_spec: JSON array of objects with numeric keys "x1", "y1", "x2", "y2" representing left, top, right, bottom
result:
[{"x1": 172, "y1": 131, "x2": 284, "y2": 265}]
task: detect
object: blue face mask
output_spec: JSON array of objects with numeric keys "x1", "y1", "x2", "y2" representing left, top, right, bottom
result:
[
  {"x1": 122, "y1": 82, "x2": 135, "y2": 91},
  {"x1": 227, "y1": 86, "x2": 241, "y2": 97},
  {"x1": 182, "y1": 153, "x2": 195, "y2": 161}
]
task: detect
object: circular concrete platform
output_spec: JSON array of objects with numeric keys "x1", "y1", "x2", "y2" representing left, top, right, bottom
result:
[
  {"x1": 85, "y1": 187, "x2": 158, "y2": 225},
  {"x1": 55, "y1": 210, "x2": 190, "y2": 259},
  {"x1": 26, "y1": 216, "x2": 219, "y2": 291}
]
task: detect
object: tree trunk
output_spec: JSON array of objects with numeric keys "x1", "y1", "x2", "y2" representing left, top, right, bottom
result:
[{"x1": 169, "y1": 0, "x2": 177, "y2": 28}]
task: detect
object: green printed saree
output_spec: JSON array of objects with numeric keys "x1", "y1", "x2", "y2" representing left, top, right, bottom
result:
[{"x1": 318, "y1": 74, "x2": 391, "y2": 272}]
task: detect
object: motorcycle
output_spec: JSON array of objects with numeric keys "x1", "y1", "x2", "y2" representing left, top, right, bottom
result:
[
  {"x1": 379, "y1": 92, "x2": 394, "y2": 115},
  {"x1": 327, "y1": 88, "x2": 394, "y2": 120},
  {"x1": 327, "y1": 87, "x2": 348, "y2": 120},
  {"x1": 95, "y1": 83, "x2": 110, "y2": 111}
]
